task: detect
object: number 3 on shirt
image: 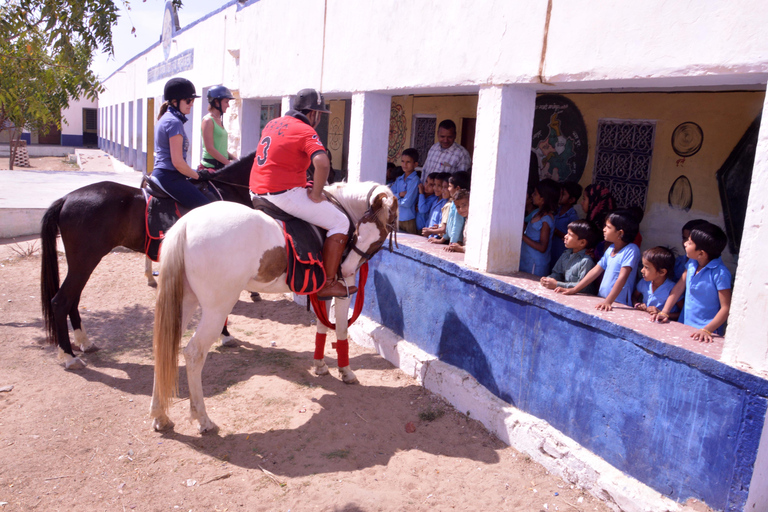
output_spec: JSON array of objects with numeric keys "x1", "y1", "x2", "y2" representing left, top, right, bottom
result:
[{"x1": 256, "y1": 136, "x2": 271, "y2": 166}]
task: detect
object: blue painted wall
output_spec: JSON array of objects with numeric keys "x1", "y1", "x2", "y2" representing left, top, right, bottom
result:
[
  {"x1": 363, "y1": 244, "x2": 768, "y2": 511},
  {"x1": 61, "y1": 134, "x2": 83, "y2": 147},
  {"x1": 20, "y1": 133, "x2": 31, "y2": 143}
]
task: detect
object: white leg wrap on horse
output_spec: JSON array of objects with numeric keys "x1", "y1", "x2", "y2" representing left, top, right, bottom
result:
[
  {"x1": 219, "y1": 333, "x2": 237, "y2": 347},
  {"x1": 58, "y1": 347, "x2": 87, "y2": 370},
  {"x1": 74, "y1": 328, "x2": 98, "y2": 352}
]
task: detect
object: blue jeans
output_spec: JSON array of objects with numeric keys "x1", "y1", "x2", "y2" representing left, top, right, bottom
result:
[{"x1": 152, "y1": 168, "x2": 211, "y2": 209}]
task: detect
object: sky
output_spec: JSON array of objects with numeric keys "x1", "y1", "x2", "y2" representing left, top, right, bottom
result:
[{"x1": 90, "y1": 0, "x2": 232, "y2": 80}]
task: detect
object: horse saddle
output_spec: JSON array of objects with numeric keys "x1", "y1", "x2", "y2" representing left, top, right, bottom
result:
[
  {"x1": 141, "y1": 175, "x2": 222, "y2": 262},
  {"x1": 251, "y1": 195, "x2": 354, "y2": 296}
]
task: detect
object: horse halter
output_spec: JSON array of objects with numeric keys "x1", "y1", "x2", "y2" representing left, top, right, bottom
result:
[{"x1": 348, "y1": 187, "x2": 398, "y2": 266}]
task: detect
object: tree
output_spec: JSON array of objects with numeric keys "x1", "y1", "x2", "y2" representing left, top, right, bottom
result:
[{"x1": 0, "y1": 0, "x2": 182, "y2": 168}]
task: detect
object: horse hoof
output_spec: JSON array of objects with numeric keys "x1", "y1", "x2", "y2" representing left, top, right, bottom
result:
[
  {"x1": 147, "y1": 279, "x2": 158, "y2": 288},
  {"x1": 152, "y1": 416, "x2": 174, "y2": 431},
  {"x1": 64, "y1": 357, "x2": 87, "y2": 371},
  {"x1": 82, "y1": 344, "x2": 100, "y2": 353},
  {"x1": 219, "y1": 335, "x2": 237, "y2": 347},
  {"x1": 339, "y1": 366, "x2": 359, "y2": 385},
  {"x1": 250, "y1": 292, "x2": 262, "y2": 302},
  {"x1": 313, "y1": 359, "x2": 330, "y2": 376},
  {"x1": 198, "y1": 420, "x2": 218, "y2": 434}
]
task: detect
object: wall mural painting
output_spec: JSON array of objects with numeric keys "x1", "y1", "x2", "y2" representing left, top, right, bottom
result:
[
  {"x1": 328, "y1": 116, "x2": 343, "y2": 151},
  {"x1": 530, "y1": 94, "x2": 588, "y2": 186},
  {"x1": 388, "y1": 103, "x2": 407, "y2": 162},
  {"x1": 716, "y1": 115, "x2": 760, "y2": 255},
  {"x1": 668, "y1": 175, "x2": 693, "y2": 212}
]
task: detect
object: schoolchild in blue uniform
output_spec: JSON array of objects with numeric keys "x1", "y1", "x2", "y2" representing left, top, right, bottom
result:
[
  {"x1": 550, "y1": 181, "x2": 582, "y2": 269},
  {"x1": 653, "y1": 222, "x2": 732, "y2": 343},
  {"x1": 673, "y1": 219, "x2": 708, "y2": 282},
  {"x1": 557, "y1": 210, "x2": 640, "y2": 309},
  {"x1": 633, "y1": 246, "x2": 681, "y2": 319},
  {"x1": 520, "y1": 179, "x2": 560, "y2": 277},
  {"x1": 422, "y1": 173, "x2": 449, "y2": 238},
  {"x1": 151, "y1": 77, "x2": 211, "y2": 209},
  {"x1": 389, "y1": 148, "x2": 421, "y2": 234},
  {"x1": 416, "y1": 172, "x2": 439, "y2": 232}
]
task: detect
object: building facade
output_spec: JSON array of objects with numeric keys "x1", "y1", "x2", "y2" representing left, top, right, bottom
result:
[{"x1": 99, "y1": 1, "x2": 768, "y2": 509}]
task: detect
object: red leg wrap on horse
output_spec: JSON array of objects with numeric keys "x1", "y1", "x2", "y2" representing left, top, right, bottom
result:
[
  {"x1": 335, "y1": 339, "x2": 349, "y2": 367},
  {"x1": 314, "y1": 332, "x2": 327, "y2": 360}
]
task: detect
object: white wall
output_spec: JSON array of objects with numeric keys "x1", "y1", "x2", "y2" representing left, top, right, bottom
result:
[{"x1": 60, "y1": 96, "x2": 97, "y2": 136}]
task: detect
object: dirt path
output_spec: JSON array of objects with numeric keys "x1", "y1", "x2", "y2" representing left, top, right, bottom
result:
[{"x1": 0, "y1": 246, "x2": 614, "y2": 511}]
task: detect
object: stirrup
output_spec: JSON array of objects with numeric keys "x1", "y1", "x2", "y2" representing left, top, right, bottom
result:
[{"x1": 316, "y1": 279, "x2": 356, "y2": 300}]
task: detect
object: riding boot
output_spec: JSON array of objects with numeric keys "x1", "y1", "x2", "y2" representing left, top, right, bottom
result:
[{"x1": 317, "y1": 234, "x2": 358, "y2": 298}]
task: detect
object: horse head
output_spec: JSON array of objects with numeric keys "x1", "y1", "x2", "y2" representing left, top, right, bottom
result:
[{"x1": 340, "y1": 183, "x2": 398, "y2": 277}]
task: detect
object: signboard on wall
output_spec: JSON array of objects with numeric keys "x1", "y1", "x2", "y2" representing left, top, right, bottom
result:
[
  {"x1": 147, "y1": 2, "x2": 193, "y2": 83},
  {"x1": 530, "y1": 94, "x2": 588, "y2": 184}
]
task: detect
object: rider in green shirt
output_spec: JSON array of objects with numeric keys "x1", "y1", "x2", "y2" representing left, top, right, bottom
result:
[{"x1": 201, "y1": 85, "x2": 237, "y2": 170}]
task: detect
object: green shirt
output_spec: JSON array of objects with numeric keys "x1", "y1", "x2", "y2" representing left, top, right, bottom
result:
[
  {"x1": 201, "y1": 115, "x2": 228, "y2": 167},
  {"x1": 549, "y1": 249, "x2": 597, "y2": 294}
]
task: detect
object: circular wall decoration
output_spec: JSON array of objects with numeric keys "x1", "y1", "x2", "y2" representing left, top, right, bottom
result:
[
  {"x1": 530, "y1": 94, "x2": 588, "y2": 185},
  {"x1": 671, "y1": 122, "x2": 703, "y2": 157}
]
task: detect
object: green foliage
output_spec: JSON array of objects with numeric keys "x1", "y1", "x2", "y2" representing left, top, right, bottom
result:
[{"x1": 0, "y1": 0, "x2": 183, "y2": 142}]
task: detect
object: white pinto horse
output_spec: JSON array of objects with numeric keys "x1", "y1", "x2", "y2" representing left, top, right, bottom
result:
[{"x1": 150, "y1": 182, "x2": 397, "y2": 433}]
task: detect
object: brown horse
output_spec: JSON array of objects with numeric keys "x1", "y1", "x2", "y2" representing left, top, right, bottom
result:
[{"x1": 40, "y1": 154, "x2": 255, "y2": 369}]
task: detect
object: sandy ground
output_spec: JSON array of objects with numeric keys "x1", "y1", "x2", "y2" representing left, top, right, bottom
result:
[{"x1": 0, "y1": 240, "x2": 619, "y2": 512}]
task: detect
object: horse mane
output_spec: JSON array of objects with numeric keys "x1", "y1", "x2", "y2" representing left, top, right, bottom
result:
[
  {"x1": 326, "y1": 181, "x2": 396, "y2": 225},
  {"x1": 216, "y1": 151, "x2": 256, "y2": 186}
]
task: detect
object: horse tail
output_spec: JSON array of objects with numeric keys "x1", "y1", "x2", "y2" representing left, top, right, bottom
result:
[
  {"x1": 40, "y1": 198, "x2": 65, "y2": 345},
  {"x1": 152, "y1": 221, "x2": 187, "y2": 412}
]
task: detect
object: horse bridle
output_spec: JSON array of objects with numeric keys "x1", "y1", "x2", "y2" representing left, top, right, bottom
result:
[{"x1": 326, "y1": 186, "x2": 398, "y2": 267}]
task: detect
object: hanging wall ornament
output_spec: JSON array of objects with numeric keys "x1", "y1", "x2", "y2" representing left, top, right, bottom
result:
[
  {"x1": 668, "y1": 175, "x2": 693, "y2": 211},
  {"x1": 671, "y1": 122, "x2": 703, "y2": 157}
]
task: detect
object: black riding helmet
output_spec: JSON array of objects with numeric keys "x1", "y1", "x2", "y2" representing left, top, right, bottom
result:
[
  {"x1": 207, "y1": 85, "x2": 235, "y2": 115},
  {"x1": 293, "y1": 88, "x2": 331, "y2": 113},
  {"x1": 164, "y1": 77, "x2": 199, "y2": 103}
]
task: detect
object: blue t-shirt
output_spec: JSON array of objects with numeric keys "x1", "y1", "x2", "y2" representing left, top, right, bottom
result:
[
  {"x1": 550, "y1": 206, "x2": 579, "y2": 268},
  {"x1": 427, "y1": 197, "x2": 447, "y2": 228},
  {"x1": 389, "y1": 172, "x2": 420, "y2": 222},
  {"x1": 682, "y1": 257, "x2": 732, "y2": 334},
  {"x1": 636, "y1": 278, "x2": 678, "y2": 312},
  {"x1": 597, "y1": 243, "x2": 640, "y2": 306},
  {"x1": 417, "y1": 194, "x2": 438, "y2": 231},
  {"x1": 519, "y1": 209, "x2": 554, "y2": 277},
  {"x1": 673, "y1": 255, "x2": 688, "y2": 283},
  {"x1": 154, "y1": 109, "x2": 188, "y2": 171},
  {"x1": 445, "y1": 202, "x2": 466, "y2": 244}
]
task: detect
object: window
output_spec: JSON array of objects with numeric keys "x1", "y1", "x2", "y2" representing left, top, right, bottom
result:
[
  {"x1": 593, "y1": 119, "x2": 656, "y2": 209},
  {"x1": 411, "y1": 115, "x2": 436, "y2": 168}
]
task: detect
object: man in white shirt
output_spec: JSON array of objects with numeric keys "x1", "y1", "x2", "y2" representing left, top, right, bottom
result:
[{"x1": 420, "y1": 119, "x2": 472, "y2": 183}]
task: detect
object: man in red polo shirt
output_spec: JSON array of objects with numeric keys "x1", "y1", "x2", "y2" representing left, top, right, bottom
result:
[{"x1": 250, "y1": 88, "x2": 356, "y2": 299}]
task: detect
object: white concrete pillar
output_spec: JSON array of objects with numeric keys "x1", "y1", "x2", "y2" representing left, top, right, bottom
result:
[
  {"x1": 347, "y1": 92, "x2": 390, "y2": 183},
  {"x1": 239, "y1": 98, "x2": 262, "y2": 157},
  {"x1": 465, "y1": 85, "x2": 536, "y2": 274},
  {"x1": 281, "y1": 95, "x2": 293, "y2": 115},
  {"x1": 723, "y1": 88, "x2": 768, "y2": 373}
]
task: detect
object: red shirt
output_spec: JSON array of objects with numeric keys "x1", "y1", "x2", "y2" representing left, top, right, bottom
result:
[{"x1": 249, "y1": 114, "x2": 326, "y2": 194}]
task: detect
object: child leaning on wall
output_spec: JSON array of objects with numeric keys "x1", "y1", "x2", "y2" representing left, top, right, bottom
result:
[
  {"x1": 540, "y1": 219, "x2": 600, "y2": 294},
  {"x1": 550, "y1": 181, "x2": 582, "y2": 269},
  {"x1": 428, "y1": 174, "x2": 470, "y2": 246},
  {"x1": 633, "y1": 246, "x2": 682, "y2": 320},
  {"x1": 416, "y1": 172, "x2": 439, "y2": 232},
  {"x1": 440, "y1": 189, "x2": 471, "y2": 252},
  {"x1": 421, "y1": 172, "x2": 450, "y2": 238},
  {"x1": 556, "y1": 209, "x2": 641, "y2": 310},
  {"x1": 673, "y1": 218, "x2": 708, "y2": 282},
  {"x1": 652, "y1": 222, "x2": 732, "y2": 343}
]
